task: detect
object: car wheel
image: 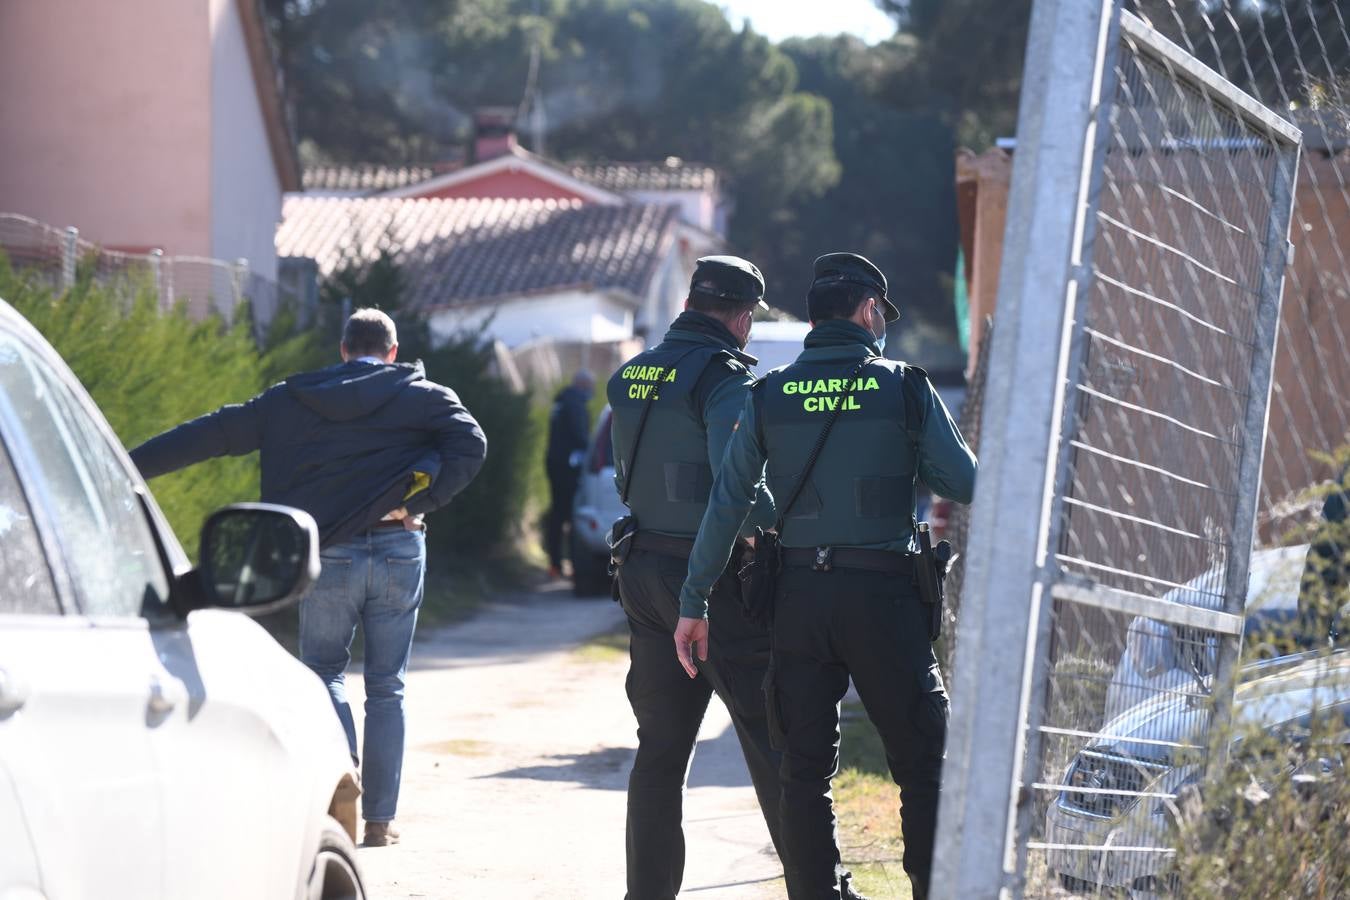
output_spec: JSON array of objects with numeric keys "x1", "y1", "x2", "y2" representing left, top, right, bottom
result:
[
  {"x1": 306, "y1": 815, "x2": 366, "y2": 900},
  {"x1": 572, "y1": 549, "x2": 612, "y2": 597}
]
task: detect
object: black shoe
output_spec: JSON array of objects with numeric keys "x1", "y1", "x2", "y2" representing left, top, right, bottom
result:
[
  {"x1": 840, "y1": 871, "x2": 870, "y2": 900},
  {"x1": 363, "y1": 821, "x2": 400, "y2": 846}
]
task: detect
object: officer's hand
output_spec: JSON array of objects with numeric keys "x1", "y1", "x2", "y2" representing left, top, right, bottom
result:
[{"x1": 674, "y1": 616, "x2": 709, "y2": 678}]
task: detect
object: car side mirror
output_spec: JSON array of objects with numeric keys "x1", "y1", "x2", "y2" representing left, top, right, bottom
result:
[{"x1": 197, "y1": 503, "x2": 320, "y2": 616}]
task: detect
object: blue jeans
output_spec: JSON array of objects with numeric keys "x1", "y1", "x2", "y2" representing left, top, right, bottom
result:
[{"x1": 299, "y1": 528, "x2": 426, "y2": 822}]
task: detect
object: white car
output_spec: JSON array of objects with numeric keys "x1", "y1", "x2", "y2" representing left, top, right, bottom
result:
[
  {"x1": 0, "y1": 299, "x2": 366, "y2": 900},
  {"x1": 1045, "y1": 650, "x2": 1350, "y2": 898},
  {"x1": 1106, "y1": 544, "x2": 1318, "y2": 721},
  {"x1": 571, "y1": 407, "x2": 621, "y2": 596}
]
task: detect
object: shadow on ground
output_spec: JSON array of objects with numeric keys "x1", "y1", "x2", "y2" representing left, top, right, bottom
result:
[{"x1": 480, "y1": 745, "x2": 633, "y2": 789}]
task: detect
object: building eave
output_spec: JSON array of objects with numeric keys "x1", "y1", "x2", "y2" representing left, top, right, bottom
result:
[
  {"x1": 237, "y1": 0, "x2": 301, "y2": 192},
  {"x1": 378, "y1": 148, "x2": 626, "y2": 204}
]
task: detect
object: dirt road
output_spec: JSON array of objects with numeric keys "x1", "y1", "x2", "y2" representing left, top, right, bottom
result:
[{"x1": 344, "y1": 581, "x2": 785, "y2": 899}]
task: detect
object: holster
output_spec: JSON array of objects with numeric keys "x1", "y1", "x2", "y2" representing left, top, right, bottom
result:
[
  {"x1": 737, "y1": 526, "x2": 781, "y2": 628},
  {"x1": 915, "y1": 522, "x2": 957, "y2": 642},
  {"x1": 607, "y1": 515, "x2": 639, "y2": 603}
]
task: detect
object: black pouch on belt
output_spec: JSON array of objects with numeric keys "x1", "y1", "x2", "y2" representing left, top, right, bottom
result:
[{"x1": 737, "y1": 527, "x2": 781, "y2": 627}]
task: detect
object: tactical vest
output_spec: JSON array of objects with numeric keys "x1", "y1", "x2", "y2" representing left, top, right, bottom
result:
[
  {"x1": 607, "y1": 341, "x2": 747, "y2": 537},
  {"x1": 757, "y1": 357, "x2": 924, "y2": 548}
]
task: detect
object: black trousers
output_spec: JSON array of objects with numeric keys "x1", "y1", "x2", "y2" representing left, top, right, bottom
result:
[
  {"x1": 544, "y1": 464, "x2": 579, "y2": 569},
  {"x1": 766, "y1": 566, "x2": 948, "y2": 900},
  {"x1": 617, "y1": 548, "x2": 785, "y2": 900}
]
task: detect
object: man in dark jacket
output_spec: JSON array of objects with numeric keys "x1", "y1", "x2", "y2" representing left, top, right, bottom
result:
[
  {"x1": 543, "y1": 369, "x2": 595, "y2": 578},
  {"x1": 131, "y1": 308, "x2": 487, "y2": 847}
]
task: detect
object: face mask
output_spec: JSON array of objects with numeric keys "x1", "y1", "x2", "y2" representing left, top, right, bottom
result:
[{"x1": 870, "y1": 304, "x2": 888, "y2": 354}]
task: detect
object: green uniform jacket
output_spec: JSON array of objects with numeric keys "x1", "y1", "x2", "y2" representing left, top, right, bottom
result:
[
  {"x1": 608, "y1": 311, "x2": 775, "y2": 540},
  {"x1": 679, "y1": 319, "x2": 978, "y2": 619}
]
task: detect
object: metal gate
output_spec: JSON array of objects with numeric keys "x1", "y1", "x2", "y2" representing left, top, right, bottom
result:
[{"x1": 932, "y1": 2, "x2": 1301, "y2": 896}]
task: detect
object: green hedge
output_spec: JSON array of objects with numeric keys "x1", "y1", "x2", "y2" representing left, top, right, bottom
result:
[
  {"x1": 2, "y1": 257, "x2": 264, "y2": 559},
  {"x1": 0, "y1": 255, "x2": 547, "y2": 566}
]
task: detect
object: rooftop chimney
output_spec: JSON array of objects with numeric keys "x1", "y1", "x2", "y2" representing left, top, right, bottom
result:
[{"x1": 472, "y1": 107, "x2": 520, "y2": 163}]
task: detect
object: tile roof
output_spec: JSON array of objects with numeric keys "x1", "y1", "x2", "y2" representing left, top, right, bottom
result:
[
  {"x1": 276, "y1": 197, "x2": 678, "y2": 309},
  {"x1": 301, "y1": 156, "x2": 717, "y2": 196},
  {"x1": 571, "y1": 159, "x2": 718, "y2": 192},
  {"x1": 302, "y1": 165, "x2": 439, "y2": 193}
]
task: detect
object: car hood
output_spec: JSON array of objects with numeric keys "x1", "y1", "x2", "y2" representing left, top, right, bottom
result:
[{"x1": 1094, "y1": 651, "x2": 1350, "y2": 762}]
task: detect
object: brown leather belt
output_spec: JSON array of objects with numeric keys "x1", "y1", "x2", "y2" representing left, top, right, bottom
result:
[
  {"x1": 631, "y1": 532, "x2": 697, "y2": 558},
  {"x1": 781, "y1": 546, "x2": 915, "y2": 575}
]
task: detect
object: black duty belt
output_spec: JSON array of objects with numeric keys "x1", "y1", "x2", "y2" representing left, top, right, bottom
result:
[
  {"x1": 781, "y1": 546, "x2": 915, "y2": 575},
  {"x1": 631, "y1": 532, "x2": 697, "y2": 559}
]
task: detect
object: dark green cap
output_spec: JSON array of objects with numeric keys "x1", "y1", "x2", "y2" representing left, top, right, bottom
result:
[
  {"x1": 690, "y1": 255, "x2": 768, "y2": 309},
  {"x1": 812, "y1": 252, "x2": 899, "y2": 322}
]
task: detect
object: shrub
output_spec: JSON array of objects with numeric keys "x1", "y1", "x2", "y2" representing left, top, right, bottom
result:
[
  {"x1": 1, "y1": 256, "x2": 263, "y2": 558},
  {"x1": 418, "y1": 333, "x2": 545, "y2": 561}
]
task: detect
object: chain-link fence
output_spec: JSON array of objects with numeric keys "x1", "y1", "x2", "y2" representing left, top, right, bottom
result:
[
  {"x1": 1028, "y1": 13, "x2": 1301, "y2": 893},
  {"x1": 0, "y1": 212, "x2": 303, "y2": 338},
  {"x1": 935, "y1": 2, "x2": 1350, "y2": 897}
]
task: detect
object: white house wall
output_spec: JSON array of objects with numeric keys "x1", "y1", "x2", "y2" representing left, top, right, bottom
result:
[
  {"x1": 427, "y1": 290, "x2": 635, "y2": 348},
  {"x1": 628, "y1": 188, "x2": 720, "y2": 234},
  {"x1": 209, "y1": 0, "x2": 282, "y2": 280}
]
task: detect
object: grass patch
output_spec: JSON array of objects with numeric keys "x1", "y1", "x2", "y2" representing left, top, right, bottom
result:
[
  {"x1": 572, "y1": 623, "x2": 630, "y2": 664},
  {"x1": 837, "y1": 701, "x2": 913, "y2": 900}
]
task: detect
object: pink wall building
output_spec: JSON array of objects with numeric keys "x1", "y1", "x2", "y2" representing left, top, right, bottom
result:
[{"x1": 0, "y1": 0, "x2": 298, "y2": 279}]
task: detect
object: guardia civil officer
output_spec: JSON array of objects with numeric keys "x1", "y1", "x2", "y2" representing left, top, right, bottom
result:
[
  {"x1": 675, "y1": 253, "x2": 977, "y2": 900},
  {"x1": 607, "y1": 256, "x2": 785, "y2": 899}
]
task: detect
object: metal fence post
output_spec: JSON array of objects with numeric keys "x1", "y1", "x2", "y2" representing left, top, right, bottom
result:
[
  {"x1": 930, "y1": 1, "x2": 1119, "y2": 897},
  {"x1": 149, "y1": 249, "x2": 166, "y2": 311},
  {"x1": 234, "y1": 257, "x2": 250, "y2": 303},
  {"x1": 62, "y1": 226, "x2": 79, "y2": 292},
  {"x1": 1205, "y1": 144, "x2": 1301, "y2": 779}
]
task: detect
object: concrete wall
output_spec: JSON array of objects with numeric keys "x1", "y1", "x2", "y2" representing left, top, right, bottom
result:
[
  {"x1": 427, "y1": 290, "x2": 636, "y2": 347},
  {"x1": 209, "y1": 0, "x2": 282, "y2": 280},
  {"x1": 0, "y1": 1, "x2": 212, "y2": 255}
]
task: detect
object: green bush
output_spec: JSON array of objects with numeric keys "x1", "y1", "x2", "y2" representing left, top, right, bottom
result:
[
  {"x1": 1, "y1": 253, "x2": 548, "y2": 568},
  {"x1": 418, "y1": 334, "x2": 545, "y2": 561},
  {"x1": 1, "y1": 256, "x2": 264, "y2": 559}
]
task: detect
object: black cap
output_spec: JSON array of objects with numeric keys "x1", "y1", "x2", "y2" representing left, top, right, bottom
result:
[
  {"x1": 812, "y1": 252, "x2": 899, "y2": 322},
  {"x1": 690, "y1": 255, "x2": 768, "y2": 309}
]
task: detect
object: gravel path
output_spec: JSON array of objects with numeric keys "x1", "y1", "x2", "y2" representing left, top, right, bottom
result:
[{"x1": 344, "y1": 581, "x2": 785, "y2": 899}]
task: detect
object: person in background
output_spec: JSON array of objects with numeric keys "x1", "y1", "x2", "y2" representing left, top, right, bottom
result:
[
  {"x1": 130, "y1": 308, "x2": 487, "y2": 847},
  {"x1": 544, "y1": 369, "x2": 595, "y2": 578}
]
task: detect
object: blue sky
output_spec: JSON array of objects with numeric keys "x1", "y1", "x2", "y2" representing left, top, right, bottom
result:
[{"x1": 718, "y1": 0, "x2": 897, "y2": 44}]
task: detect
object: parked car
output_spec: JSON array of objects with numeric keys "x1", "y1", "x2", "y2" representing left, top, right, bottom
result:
[
  {"x1": 0, "y1": 298, "x2": 366, "y2": 900},
  {"x1": 1105, "y1": 543, "x2": 1316, "y2": 721},
  {"x1": 570, "y1": 406, "x2": 620, "y2": 596},
  {"x1": 1045, "y1": 649, "x2": 1350, "y2": 898}
]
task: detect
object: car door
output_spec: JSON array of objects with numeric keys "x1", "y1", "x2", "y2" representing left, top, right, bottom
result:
[{"x1": 0, "y1": 328, "x2": 169, "y2": 900}]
